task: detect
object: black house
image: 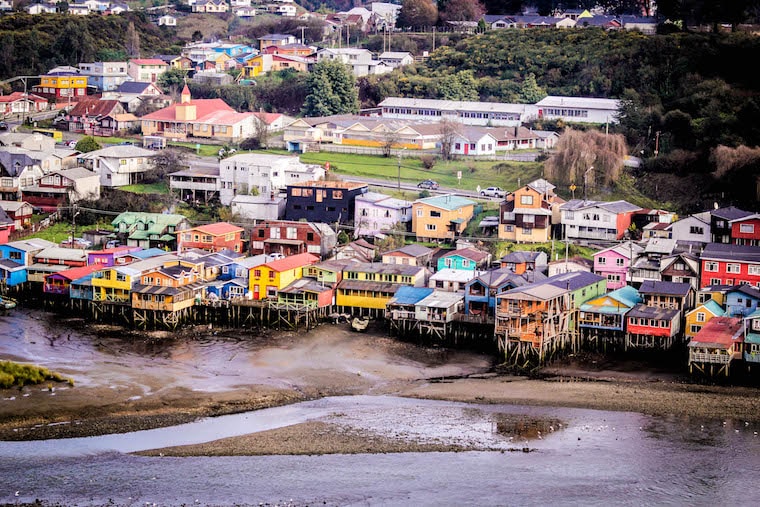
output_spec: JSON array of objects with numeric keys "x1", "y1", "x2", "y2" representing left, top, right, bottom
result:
[
  {"x1": 285, "y1": 181, "x2": 368, "y2": 224},
  {"x1": 711, "y1": 206, "x2": 752, "y2": 244}
]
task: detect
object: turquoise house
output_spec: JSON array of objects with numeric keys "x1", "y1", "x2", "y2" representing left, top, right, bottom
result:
[{"x1": 437, "y1": 247, "x2": 491, "y2": 272}]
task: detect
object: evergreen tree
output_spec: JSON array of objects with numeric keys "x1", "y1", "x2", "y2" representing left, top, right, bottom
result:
[
  {"x1": 75, "y1": 136, "x2": 102, "y2": 154},
  {"x1": 518, "y1": 73, "x2": 546, "y2": 103},
  {"x1": 302, "y1": 59, "x2": 358, "y2": 117}
]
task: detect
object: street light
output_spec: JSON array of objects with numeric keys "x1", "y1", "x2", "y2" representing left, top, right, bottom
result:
[
  {"x1": 583, "y1": 166, "x2": 594, "y2": 202},
  {"x1": 397, "y1": 148, "x2": 406, "y2": 190}
]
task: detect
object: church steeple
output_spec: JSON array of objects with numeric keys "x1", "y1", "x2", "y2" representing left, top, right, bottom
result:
[{"x1": 180, "y1": 84, "x2": 191, "y2": 104}]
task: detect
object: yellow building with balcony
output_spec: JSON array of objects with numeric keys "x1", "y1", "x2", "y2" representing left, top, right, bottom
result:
[
  {"x1": 336, "y1": 262, "x2": 428, "y2": 316},
  {"x1": 249, "y1": 252, "x2": 319, "y2": 300},
  {"x1": 91, "y1": 254, "x2": 175, "y2": 305},
  {"x1": 32, "y1": 73, "x2": 88, "y2": 102},
  {"x1": 412, "y1": 194, "x2": 476, "y2": 242}
]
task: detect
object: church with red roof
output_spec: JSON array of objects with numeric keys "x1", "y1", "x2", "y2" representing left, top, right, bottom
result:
[{"x1": 140, "y1": 85, "x2": 257, "y2": 142}]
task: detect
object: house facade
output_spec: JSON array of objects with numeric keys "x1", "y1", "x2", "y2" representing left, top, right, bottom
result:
[
  {"x1": 249, "y1": 220, "x2": 337, "y2": 258},
  {"x1": 219, "y1": 153, "x2": 325, "y2": 206},
  {"x1": 21, "y1": 168, "x2": 100, "y2": 211},
  {"x1": 78, "y1": 61, "x2": 129, "y2": 92},
  {"x1": 248, "y1": 252, "x2": 319, "y2": 300},
  {"x1": 412, "y1": 194, "x2": 476, "y2": 242},
  {"x1": 593, "y1": 241, "x2": 642, "y2": 289},
  {"x1": 700, "y1": 243, "x2": 760, "y2": 289},
  {"x1": 730, "y1": 214, "x2": 760, "y2": 246},
  {"x1": 79, "y1": 145, "x2": 157, "y2": 187},
  {"x1": 127, "y1": 59, "x2": 169, "y2": 83},
  {"x1": 285, "y1": 181, "x2": 368, "y2": 224},
  {"x1": 111, "y1": 212, "x2": 190, "y2": 250},
  {"x1": 561, "y1": 199, "x2": 641, "y2": 241},
  {"x1": 354, "y1": 192, "x2": 412, "y2": 237},
  {"x1": 498, "y1": 179, "x2": 560, "y2": 243},
  {"x1": 179, "y1": 222, "x2": 244, "y2": 253}
]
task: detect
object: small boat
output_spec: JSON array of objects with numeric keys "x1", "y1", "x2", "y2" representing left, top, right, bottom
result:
[
  {"x1": 351, "y1": 316, "x2": 369, "y2": 332},
  {"x1": 0, "y1": 295, "x2": 16, "y2": 311}
]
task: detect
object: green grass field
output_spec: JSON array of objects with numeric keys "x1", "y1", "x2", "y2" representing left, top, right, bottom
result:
[
  {"x1": 299, "y1": 152, "x2": 544, "y2": 193},
  {"x1": 24, "y1": 221, "x2": 112, "y2": 244},
  {"x1": 120, "y1": 182, "x2": 170, "y2": 194}
]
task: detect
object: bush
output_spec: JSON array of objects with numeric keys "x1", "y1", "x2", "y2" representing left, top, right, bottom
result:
[
  {"x1": 420, "y1": 155, "x2": 437, "y2": 170},
  {"x1": 239, "y1": 137, "x2": 261, "y2": 150},
  {"x1": 0, "y1": 360, "x2": 72, "y2": 388},
  {"x1": 419, "y1": 190, "x2": 431, "y2": 198}
]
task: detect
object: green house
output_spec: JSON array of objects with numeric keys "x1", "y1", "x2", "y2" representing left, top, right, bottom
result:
[{"x1": 112, "y1": 212, "x2": 191, "y2": 250}]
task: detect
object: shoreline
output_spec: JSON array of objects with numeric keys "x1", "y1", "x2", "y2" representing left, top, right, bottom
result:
[{"x1": 1, "y1": 312, "x2": 759, "y2": 453}]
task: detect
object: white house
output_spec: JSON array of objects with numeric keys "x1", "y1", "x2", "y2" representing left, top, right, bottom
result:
[
  {"x1": 379, "y1": 52, "x2": 414, "y2": 68},
  {"x1": 429, "y1": 268, "x2": 480, "y2": 293},
  {"x1": 534, "y1": 96, "x2": 620, "y2": 124},
  {"x1": 354, "y1": 192, "x2": 412, "y2": 237},
  {"x1": 77, "y1": 62, "x2": 129, "y2": 92},
  {"x1": 26, "y1": 3, "x2": 58, "y2": 13},
  {"x1": 561, "y1": 199, "x2": 642, "y2": 241},
  {"x1": 158, "y1": 15, "x2": 177, "y2": 26},
  {"x1": 219, "y1": 153, "x2": 325, "y2": 205},
  {"x1": 450, "y1": 128, "x2": 498, "y2": 156},
  {"x1": 378, "y1": 97, "x2": 532, "y2": 127},
  {"x1": 666, "y1": 214, "x2": 712, "y2": 245},
  {"x1": 230, "y1": 194, "x2": 286, "y2": 220},
  {"x1": 316, "y1": 48, "x2": 377, "y2": 77},
  {"x1": 79, "y1": 145, "x2": 157, "y2": 188}
]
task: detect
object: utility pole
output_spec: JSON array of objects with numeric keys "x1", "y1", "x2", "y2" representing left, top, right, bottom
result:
[
  {"x1": 397, "y1": 151, "x2": 402, "y2": 191},
  {"x1": 299, "y1": 26, "x2": 306, "y2": 45}
]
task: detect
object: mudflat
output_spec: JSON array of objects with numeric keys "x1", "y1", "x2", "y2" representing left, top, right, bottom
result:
[{"x1": 1, "y1": 309, "x2": 758, "y2": 454}]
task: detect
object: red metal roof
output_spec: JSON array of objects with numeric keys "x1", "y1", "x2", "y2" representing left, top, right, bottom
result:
[
  {"x1": 253, "y1": 112, "x2": 283, "y2": 125},
  {"x1": 265, "y1": 252, "x2": 319, "y2": 272},
  {"x1": 69, "y1": 98, "x2": 122, "y2": 118},
  {"x1": 130, "y1": 59, "x2": 169, "y2": 66},
  {"x1": 690, "y1": 317, "x2": 744, "y2": 346},
  {"x1": 190, "y1": 222, "x2": 244, "y2": 236},
  {"x1": 141, "y1": 98, "x2": 253, "y2": 125},
  {"x1": 47, "y1": 265, "x2": 100, "y2": 282}
]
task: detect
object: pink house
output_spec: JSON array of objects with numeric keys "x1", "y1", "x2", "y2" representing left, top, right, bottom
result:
[
  {"x1": 593, "y1": 241, "x2": 643, "y2": 289},
  {"x1": 354, "y1": 192, "x2": 412, "y2": 237},
  {"x1": 87, "y1": 246, "x2": 142, "y2": 267}
]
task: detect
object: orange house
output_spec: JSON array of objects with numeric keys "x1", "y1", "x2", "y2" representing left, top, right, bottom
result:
[
  {"x1": 180, "y1": 222, "x2": 245, "y2": 253},
  {"x1": 131, "y1": 262, "x2": 205, "y2": 312}
]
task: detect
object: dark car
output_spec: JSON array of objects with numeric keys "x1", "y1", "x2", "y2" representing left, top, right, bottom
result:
[
  {"x1": 0, "y1": 121, "x2": 8, "y2": 131},
  {"x1": 417, "y1": 179, "x2": 440, "y2": 190}
]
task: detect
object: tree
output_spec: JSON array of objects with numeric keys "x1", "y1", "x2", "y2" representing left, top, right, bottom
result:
[
  {"x1": 397, "y1": 0, "x2": 438, "y2": 29},
  {"x1": 148, "y1": 149, "x2": 186, "y2": 183},
  {"x1": 125, "y1": 22, "x2": 140, "y2": 58},
  {"x1": 75, "y1": 136, "x2": 101, "y2": 153},
  {"x1": 438, "y1": 118, "x2": 463, "y2": 160},
  {"x1": 439, "y1": 0, "x2": 486, "y2": 22},
  {"x1": 518, "y1": 73, "x2": 546, "y2": 103},
  {"x1": 381, "y1": 128, "x2": 400, "y2": 157},
  {"x1": 301, "y1": 59, "x2": 359, "y2": 117},
  {"x1": 544, "y1": 128, "x2": 628, "y2": 191},
  {"x1": 192, "y1": 30, "x2": 203, "y2": 42},
  {"x1": 437, "y1": 70, "x2": 478, "y2": 101},
  {"x1": 158, "y1": 68, "x2": 188, "y2": 98}
]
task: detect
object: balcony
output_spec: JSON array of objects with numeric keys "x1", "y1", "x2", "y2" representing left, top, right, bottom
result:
[{"x1": 689, "y1": 352, "x2": 731, "y2": 364}]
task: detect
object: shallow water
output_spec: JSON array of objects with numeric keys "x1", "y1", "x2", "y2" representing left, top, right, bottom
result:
[
  {"x1": 0, "y1": 395, "x2": 759, "y2": 506},
  {"x1": 2, "y1": 311, "x2": 760, "y2": 506}
]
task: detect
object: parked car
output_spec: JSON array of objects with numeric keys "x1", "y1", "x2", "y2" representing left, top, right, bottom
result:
[
  {"x1": 266, "y1": 253, "x2": 286, "y2": 262},
  {"x1": 62, "y1": 237, "x2": 92, "y2": 249},
  {"x1": 480, "y1": 186, "x2": 506, "y2": 198},
  {"x1": 0, "y1": 121, "x2": 8, "y2": 131},
  {"x1": 417, "y1": 179, "x2": 440, "y2": 190},
  {"x1": 64, "y1": 140, "x2": 78, "y2": 148},
  {"x1": 105, "y1": 240, "x2": 121, "y2": 249}
]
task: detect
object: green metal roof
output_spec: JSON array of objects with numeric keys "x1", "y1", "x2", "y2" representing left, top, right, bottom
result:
[{"x1": 417, "y1": 194, "x2": 475, "y2": 211}]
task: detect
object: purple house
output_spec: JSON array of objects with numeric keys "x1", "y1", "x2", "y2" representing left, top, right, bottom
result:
[
  {"x1": 593, "y1": 241, "x2": 643, "y2": 289},
  {"x1": 87, "y1": 245, "x2": 142, "y2": 267},
  {"x1": 354, "y1": 192, "x2": 412, "y2": 237}
]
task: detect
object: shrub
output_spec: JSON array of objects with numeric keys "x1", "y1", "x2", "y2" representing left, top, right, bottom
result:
[{"x1": 420, "y1": 155, "x2": 437, "y2": 170}]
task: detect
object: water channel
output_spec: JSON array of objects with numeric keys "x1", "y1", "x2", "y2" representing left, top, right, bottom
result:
[{"x1": 1, "y1": 395, "x2": 759, "y2": 506}]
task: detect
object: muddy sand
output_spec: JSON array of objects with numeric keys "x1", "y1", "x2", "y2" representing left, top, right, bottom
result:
[{"x1": 1, "y1": 310, "x2": 759, "y2": 454}]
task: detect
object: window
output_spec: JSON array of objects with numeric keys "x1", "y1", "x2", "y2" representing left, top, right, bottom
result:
[
  {"x1": 257, "y1": 229, "x2": 265, "y2": 238},
  {"x1": 565, "y1": 211, "x2": 574, "y2": 220},
  {"x1": 430, "y1": 210, "x2": 441, "y2": 218},
  {"x1": 254, "y1": 269, "x2": 261, "y2": 278},
  {"x1": 696, "y1": 312, "x2": 705, "y2": 322},
  {"x1": 444, "y1": 258, "x2": 452, "y2": 267},
  {"x1": 749, "y1": 265, "x2": 760, "y2": 275},
  {"x1": 598, "y1": 257, "x2": 607, "y2": 265},
  {"x1": 690, "y1": 226, "x2": 704, "y2": 235},
  {"x1": 426, "y1": 224, "x2": 436, "y2": 231},
  {"x1": 520, "y1": 195, "x2": 533, "y2": 205},
  {"x1": 307, "y1": 232, "x2": 314, "y2": 241},
  {"x1": 522, "y1": 227, "x2": 532, "y2": 235},
  {"x1": 726, "y1": 264, "x2": 741, "y2": 274},
  {"x1": 740, "y1": 224, "x2": 755, "y2": 234},
  {"x1": 416, "y1": 209, "x2": 422, "y2": 217},
  {"x1": 710, "y1": 278, "x2": 722, "y2": 285},
  {"x1": 332, "y1": 190, "x2": 343, "y2": 200},
  {"x1": 607, "y1": 274, "x2": 621, "y2": 283},
  {"x1": 462, "y1": 259, "x2": 470, "y2": 267},
  {"x1": 704, "y1": 262, "x2": 719, "y2": 272}
]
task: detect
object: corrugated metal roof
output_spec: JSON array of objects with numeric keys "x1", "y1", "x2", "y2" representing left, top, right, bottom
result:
[
  {"x1": 688, "y1": 317, "x2": 744, "y2": 348},
  {"x1": 417, "y1": 290, "x2": 463, "y2": 309},
  {"x1": 388, "y1": 286, "x2": 434, "y2": 305},
  {"x1": 338, "y1": 279, "x2": 404, "y2": 293},
  {"x1": 627, "y1": 304, "x2": 680, "y2": 320},
  {"x1": 415, "y1": 194, "x2": 475, "y2": 211},
  {"x1": 639, "y1": 280, "x2": 691, "y2": 297}
]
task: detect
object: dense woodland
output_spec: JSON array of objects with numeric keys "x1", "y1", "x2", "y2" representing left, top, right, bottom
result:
[{"x1": 1, "y1": 12, "x2": 759, "y2": 212}]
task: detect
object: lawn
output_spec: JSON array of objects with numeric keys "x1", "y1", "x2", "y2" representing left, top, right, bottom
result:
[
  {"x1": 120, "y1": 182, "x2": 170, "y2": 194},
  {"x1": 23, "y1": 220, "x2": 112, "y2": 244},
  {"x1": 299, "y1": 152, "x2": 543, "y2": 192}
]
